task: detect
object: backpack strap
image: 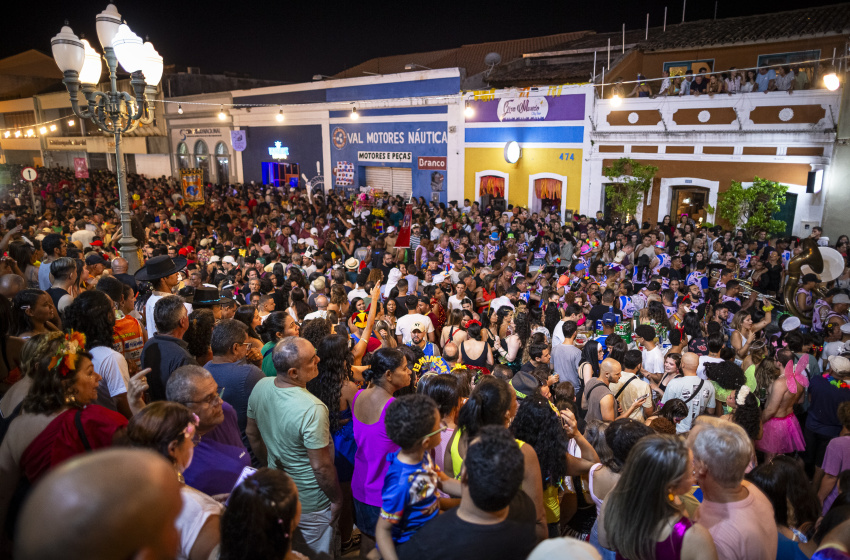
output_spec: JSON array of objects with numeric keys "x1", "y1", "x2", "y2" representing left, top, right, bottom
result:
[
  {"x1": 74, "y1": 409, "x2": 93, "y2": 451},
  {"x1": 614, "y1": 376, "x2": 638, "y2": 399},
  {"x1": 682, "y1": 379, "x2": 705, "y2": 405}
]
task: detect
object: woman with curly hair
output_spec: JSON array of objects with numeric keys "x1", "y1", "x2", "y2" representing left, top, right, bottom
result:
[
  {"x1": 494, "y1": 310, "x2": 524, "y2": 374},
  {"x1": 704, "y1": 360, "x2": 749, "y2": 416},
  {"x1": 255, "y1": 311, "x2": 299, "y2": 377},
  {"x1": 307, "y1": 334, "x2": 360, "y2": 552},
  {"x1": 0, "y1": 331, "x2": 128, "y2": 534},
  {"x1": 511, "y1": 394, "x2": 599, "y2": 537},
  {"x1": 648, "y1": 398, "x2": 689, "y2": 432},
  {"x1": 220, "y1": 468, "x2": 305, "y2": 560},
  {"x1": 64, "y1": 290, "x2": 132, "y2": 418},
  {"x1": 182, "y1": 308, "x2": 216, "y2": 365}
]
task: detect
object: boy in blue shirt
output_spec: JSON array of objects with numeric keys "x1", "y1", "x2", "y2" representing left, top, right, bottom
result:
[{"x1": 376, "y1": 394, "x2": 461, "y2": 560}]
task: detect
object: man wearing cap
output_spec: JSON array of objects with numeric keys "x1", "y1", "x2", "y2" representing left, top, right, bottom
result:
[
  {"x1": 193, "y1": 286, "x2": 226, "y2": 322},
  {"x1": 821, "y1": 321, "x2": 850, "y2": 369},
  {"x1": 397, "y1": 294, "x2": 435, "y2": 345},
  {"x1": 826, "y1": 293, "x2": 850, "y2": 328},
  {"x1": 135, "y1": 255, "x2": 189, "y2": 338},
  {"x1": 407, "y1": 322, "x2": 437, "y2": 357},
  {"x1": 595, "y1": 313, "x2": 620, "y2": 355},
  {"x1": 84, "y1": 252, "x2": 109, "y2": 287}
]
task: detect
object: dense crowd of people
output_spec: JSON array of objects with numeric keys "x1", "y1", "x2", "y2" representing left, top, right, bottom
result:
[{"x1": 3, "y1": 163, "x2": 850, "y2": 560}]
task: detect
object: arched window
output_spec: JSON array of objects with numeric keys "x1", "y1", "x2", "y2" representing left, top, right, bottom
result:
[
  {"x1": 194, "y1": 140, "x2": 210, "y2": 183},
  {"x1": 215, "y1": 142, "x2": 230, "y2": 183},
  {"x1": 177, "y1": 142, "x2": 190, "y2": 169}
]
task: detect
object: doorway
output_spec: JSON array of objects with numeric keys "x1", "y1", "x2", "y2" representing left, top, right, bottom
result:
[
  {"x1": 670, "y1": 186, "x2": 710, "y2": 226},
  {"x1": 773, "y1": 193, "x2": 798, "y2": 237},
  {"x1": 530, "y1": 176, "x2": 564, "y2": 218}
]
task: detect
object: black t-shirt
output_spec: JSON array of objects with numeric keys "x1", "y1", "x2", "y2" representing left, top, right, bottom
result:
[
  {"x1": 588, "y1": 304, "x2": 619, "y2": 327},
  {"x1": 397, "y1": 490, "x2": 537, "y2": 560}
]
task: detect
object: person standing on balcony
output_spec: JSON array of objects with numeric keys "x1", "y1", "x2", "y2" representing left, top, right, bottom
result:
[{"x1": 756, "y1": 66, "x2": 777, "y2": 92}]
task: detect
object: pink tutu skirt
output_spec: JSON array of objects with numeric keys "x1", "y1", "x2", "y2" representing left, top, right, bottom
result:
[{"x1": 756, "y1": 413, "x2": 805, "y2": 454}]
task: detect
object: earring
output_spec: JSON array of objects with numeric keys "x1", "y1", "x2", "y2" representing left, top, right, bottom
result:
[
  {"x1": 667, "y1": 492, "x2": 675, "y2": 502},
  {"x1": 64, "y1": 393, "x2": 76, "y2": 404}
]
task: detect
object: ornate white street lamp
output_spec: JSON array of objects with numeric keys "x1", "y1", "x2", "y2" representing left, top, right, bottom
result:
[{"x1": 51, "y1": 4, "x2": 163, "y2": 272}]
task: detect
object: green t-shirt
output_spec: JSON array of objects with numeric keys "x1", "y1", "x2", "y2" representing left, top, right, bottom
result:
[
  {"x1": 261, "y1": 341, "x2": 276, "y2": 377},
  {"x1": 712, "y1": 364, "x2": 758, "y2": 414},
  {"x1": 247, "y1": 378, "x2": 331, "y2": 513}
]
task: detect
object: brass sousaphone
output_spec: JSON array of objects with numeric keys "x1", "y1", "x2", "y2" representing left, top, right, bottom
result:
[{"x1": 784, "y1": 238, "x2": 825, "y2": 325}]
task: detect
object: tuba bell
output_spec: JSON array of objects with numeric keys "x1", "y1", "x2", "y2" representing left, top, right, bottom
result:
[{"x1": 784, "y1": 238, "x2": 824, "y2": 326}]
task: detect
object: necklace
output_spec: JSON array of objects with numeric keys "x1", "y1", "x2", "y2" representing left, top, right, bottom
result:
[{"x1": 823, "y1": 373, "x2": 850, "y2": 390}]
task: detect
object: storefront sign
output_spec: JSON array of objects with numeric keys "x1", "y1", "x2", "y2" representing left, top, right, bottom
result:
[
  {"x1": 268, "y1": 141, "x2": 289, "y2": 160},
  {"x1": 73, "y1": 158, "x2": 89, "y2": 179},
  {"x1": 466, "y1": 93, "x2": 585, "y2": 123},
  {"x1": 46, "y1": 138, "x2": 87, "y2": 150},
  {"x1": 497, "y1": 97, "x2": 549, "y2": 121},
  {"x1": 358, "y1": 151, "x2": 412, "y2": 163},
  {"x1": 418, "y1": 156, "x2": 447, "y2": 170},
  {"x1": 231, "y1": 130, "x2": 246, "y2": 152},
  {"x1": 178, "y1": 128, "x2": 222, "y2": 141}
]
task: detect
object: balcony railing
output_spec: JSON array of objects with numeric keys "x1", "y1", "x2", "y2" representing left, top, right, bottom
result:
[{"x1": 593, "y1": 89, "x2": 840, "y2": 133}]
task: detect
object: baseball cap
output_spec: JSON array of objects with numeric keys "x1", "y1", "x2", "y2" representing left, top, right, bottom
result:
[
  {"x1": 209, "y1": 255, "x2": 221, "y2": 263},
  {"x1": 310, "y1": 227, "x2": 319, "y2": 236},
  {"x1": 84, "y1": 253, "x2": 108, "y2": 266},
  {"x1": 655, "y1": 241, "x2": 666, "y2": 249},
  {"x1": 387, "y1": 226, "x2": 396, "y2": 233},
  {"x1": 841, "y1": 323, "x2": 850, "y2": 335},
  {"x1": 222, "y1": 256, "x2": 237, "y2": 266},
  {"x1": 435, "y1": 218, "x2": 445, "y2": 224},
  {"x1": 433, "y1": 272, "x2": 448, "y2": 284},
  {"x1": 602, "y1": 312, "x2": 618, "y2": 326},
  {"x1": 828, "y1": 355, "x2": 850, "y2": 374},
  {"x1": 613, "y1": 251, "x2": 626, "y2": 263},
  {"x1": 834, "y1": 294, "x2": 850, "y2": 305},
  {"x1": 411, "y1": 321, "x2": 425, "y2": 333}
]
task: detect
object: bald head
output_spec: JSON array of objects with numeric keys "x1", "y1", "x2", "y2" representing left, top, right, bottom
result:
[
  {"x1": 443, "y1": 341, "x2": 459, "y2": 362},
  {"x1": 600, "y1": 358, "x2": 621, "y2": 380},
  {"x1": 681, "y1": 352, "x2": 700, "y2": 375},
  {"x1": 111, "y1": 257, "x2": 129, "y2": 274},
  {"x1": 16, "y1": 449, "x2": 182, "y2": 560},
  {"x1": 0, "y1": 274, "x2": 25, "y2": 299},
  {"x1": 315, "y1": 294, "x2": 328, "y2": 310}
]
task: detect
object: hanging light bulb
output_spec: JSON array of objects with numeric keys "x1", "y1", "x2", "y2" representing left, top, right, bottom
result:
[
  {"x1": 276, "y1": 107, "x2": 285, "y2": 122},
  {"x1": 350, "y1": 106, "x2": 359, "y2": 120},
  {"x1": 218, "y1": 106, "x2": 226, "y2": 120},
  {"x1": 3, "y1": 131, "x2": 9, "y2": 138},
  {"x1": 26, "y1": 129, "x2": 35, "y2": 137},
  {"x1": 464, "y1": 102, "x2": 474, "y2": 118},
  {"x1": 611, "y1": 94, "x2": 622, "y2": 107},
  {"x1": 14, "y1": 130, "x2": 22, "y2": 138},
  {"x1": 39, "y1": 126, "x2": 48, "y2": 134},
  {"x1": 824, "y1": 72, "x2": 840, "y2": 91},
  {"x1": 177, "y1": 104, "x2": 183, "y2": 114},
  {"x1": 49, "y1": 124, "x2": 57, "y2": 132},
  {"x1": 68, "y1": 119, "x2": 75, "y2": 126}
]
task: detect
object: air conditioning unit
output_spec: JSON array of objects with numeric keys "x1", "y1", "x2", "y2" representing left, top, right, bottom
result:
[{"x1": 799, "y1": 221, "x2": 819, "y2": 234}]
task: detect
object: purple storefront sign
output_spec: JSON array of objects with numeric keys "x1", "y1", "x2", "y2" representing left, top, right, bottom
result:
[{"x1": 466, "y1": 93, "x2": 585, "y2": 123}]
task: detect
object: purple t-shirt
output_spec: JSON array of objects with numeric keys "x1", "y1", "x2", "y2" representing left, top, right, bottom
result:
[
  {"x1": 822, "y1": 436, "x2": 850, "y2": 514},
  {"x1": 183, "y1": 402, "x2": 251, "y2": 496}
]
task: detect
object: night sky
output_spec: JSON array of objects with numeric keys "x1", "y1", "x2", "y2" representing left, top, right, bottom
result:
[{"x1": 4, "y1": 0, "x2": 846, "y2": 83}]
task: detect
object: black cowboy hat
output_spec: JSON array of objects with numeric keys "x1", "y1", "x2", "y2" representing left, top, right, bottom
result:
[
  {"x1": 193, "y1": 286, "x2": 226, "y2": 307},
  {"x1": 134, "y1": 255, "x2": 187, "y2": 282}
]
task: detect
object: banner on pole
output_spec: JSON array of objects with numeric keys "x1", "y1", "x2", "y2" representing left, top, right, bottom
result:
[
  {"x1": 394, "y1": 204, "x2": 413, "y2": 248},
  {"x1": 230, "y1": 130, "x2": 246, "y2": 152},
  {"x1": 73, "y1": 158, "x2": 89, "y2": 179},
  {"x1": 180, "y1": 168, "x2": 205, "y2": 206}
]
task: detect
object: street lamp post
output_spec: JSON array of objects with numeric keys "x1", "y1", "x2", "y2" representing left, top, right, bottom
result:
[{"x1": 51, "y1": 4, "x2": 163, "y2": 273}]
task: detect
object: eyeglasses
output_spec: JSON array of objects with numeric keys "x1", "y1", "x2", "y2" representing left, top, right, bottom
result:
[
  {"x1": 422, "y1": 424, "x2": 448, "y2": 440},
  {"x1": 183, "y1": 387, "x2": 225, "y2": 407}
]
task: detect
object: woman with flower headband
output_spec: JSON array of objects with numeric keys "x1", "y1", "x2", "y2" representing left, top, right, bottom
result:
[
  {"x1": 220, "y1": 468, "x2": 307, "y2": 560},
  {"x1": 0, "y1": 330, "x2": 129, "y2": 535},
  {"x1": 458, "y1": 319, "x2": 494, "y2": 377},
  {"x1": 127, "y1": 401, "x2": 222, "y2": 560}
]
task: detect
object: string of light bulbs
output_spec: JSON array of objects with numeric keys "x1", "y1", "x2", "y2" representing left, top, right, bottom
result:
[{"x1": 1, "y1": 53, "x2": 846, "y2": 134}]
